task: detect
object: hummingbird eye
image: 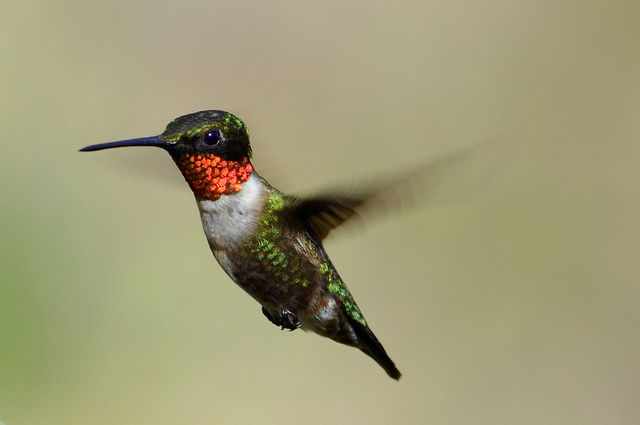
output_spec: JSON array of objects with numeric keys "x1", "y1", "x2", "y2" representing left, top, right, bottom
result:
[{"x1": 202, "y1": 130, "x2": 222, "y2": 146}]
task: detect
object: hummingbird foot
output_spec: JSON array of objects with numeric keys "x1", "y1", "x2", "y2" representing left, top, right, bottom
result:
[
  {"x1": 261, "y1": 307, "x2": 300, "y2": 331},
  {"x1": 280, "y1": 310, "x2": 300, "y2": 331}
]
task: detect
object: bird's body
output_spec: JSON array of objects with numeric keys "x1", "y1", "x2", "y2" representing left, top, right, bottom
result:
[
  {"x1": 198, "y1": 174, "x2": 374, "y2": 348},
  {"x1": 81, "y1": 110, "x2": 401, "y2": 379}
]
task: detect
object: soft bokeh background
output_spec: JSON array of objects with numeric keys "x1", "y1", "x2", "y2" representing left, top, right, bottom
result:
[{"x1": 1, "y1": 1, "x2": 638, "y2": 424}]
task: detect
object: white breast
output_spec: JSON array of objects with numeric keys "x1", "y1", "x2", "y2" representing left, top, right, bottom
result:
[{"x1": 196, "y1": 172, "x2": 265, "y2": 252}]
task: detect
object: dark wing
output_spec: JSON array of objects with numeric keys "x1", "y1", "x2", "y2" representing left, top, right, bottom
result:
[
  {"x1": 285, "y1": 135, "x2": 517, "y2": 242},
  {"x1": 283, "y1": 194, "x2": 369, "y2": 241}
]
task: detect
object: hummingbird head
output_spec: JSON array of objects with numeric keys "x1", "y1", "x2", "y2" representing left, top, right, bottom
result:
[
  {"x1": 161, "y1": 110, "x2": 252, "y2": 161},
  {"x1": 81, "y1": 110, "x2": 254, "y2": 200}
]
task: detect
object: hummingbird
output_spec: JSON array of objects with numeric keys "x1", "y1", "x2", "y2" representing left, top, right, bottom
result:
[{"x1": 81, "y1": 110, "x2": 401, "y2": 380}]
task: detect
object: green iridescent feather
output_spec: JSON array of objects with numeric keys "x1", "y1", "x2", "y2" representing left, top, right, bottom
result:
[
  {"x1": 162, "y1": 111, "x2": 250, "y2": 146},
  {"x1": 246, "y1": 192, "x2": 367, "y2": 326}
]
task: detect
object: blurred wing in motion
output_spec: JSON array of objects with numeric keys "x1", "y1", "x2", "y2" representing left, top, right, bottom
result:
[{"x1": 286, "y1": 136, "x2": 518, "y2": 241}]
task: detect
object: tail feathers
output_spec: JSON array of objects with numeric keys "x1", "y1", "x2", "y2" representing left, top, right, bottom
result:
[{"x1": 351, "y1": 320, "x2": 401, "y2": 380}]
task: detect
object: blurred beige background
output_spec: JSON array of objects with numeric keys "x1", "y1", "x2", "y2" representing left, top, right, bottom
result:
[{"x1": 1, "y1": 1, "x2": 638, "y2": 424}]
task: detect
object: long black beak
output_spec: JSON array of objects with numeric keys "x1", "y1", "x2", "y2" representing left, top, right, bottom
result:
[{"x1": 79, "y1": 136, "x2": 168, "y2": 152}]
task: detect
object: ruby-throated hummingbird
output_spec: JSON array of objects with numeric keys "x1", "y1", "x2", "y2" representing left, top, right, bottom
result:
[{"x1": 81, "y1": 110, "x2": 402, "y2": 379}]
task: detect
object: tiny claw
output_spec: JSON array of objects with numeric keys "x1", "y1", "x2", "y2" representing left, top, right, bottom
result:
[
  {"x1": 280, "y1": 310, "x2": 300, "y2": 331},
  {"x1": 261, "y1": 306, "x2": 300, "y2": 331}
]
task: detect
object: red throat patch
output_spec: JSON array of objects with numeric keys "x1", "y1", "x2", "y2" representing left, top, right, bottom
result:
[{"x1": 174, "y1": 153, "x2": 253, "y2": 200}]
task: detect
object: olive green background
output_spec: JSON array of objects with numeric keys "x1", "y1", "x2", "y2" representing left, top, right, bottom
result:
[{"x1": 1, "y1": 1, "x2": 638, "y2": 424}]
